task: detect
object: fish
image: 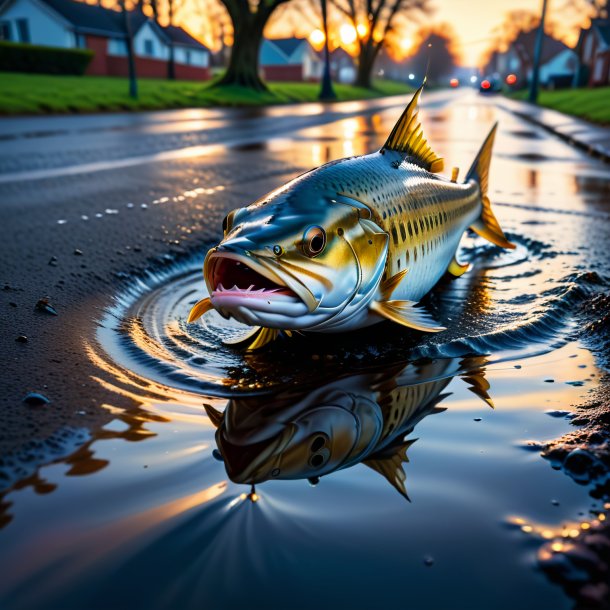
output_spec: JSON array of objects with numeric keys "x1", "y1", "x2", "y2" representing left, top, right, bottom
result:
[
  {"x1": 205, "y1": 357, "x2": 493, "y2": 498},
  {"x1": 188, "y1": 83, "x2": 515, "y2": 349}
]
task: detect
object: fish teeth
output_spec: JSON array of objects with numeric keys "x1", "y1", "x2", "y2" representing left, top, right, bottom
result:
[
  {"x1": 248, "y1": 285, "x2": 255, "y2": 291},
  {"x1": 217, "y1": 283, "x2": 225, "y2": 292}
]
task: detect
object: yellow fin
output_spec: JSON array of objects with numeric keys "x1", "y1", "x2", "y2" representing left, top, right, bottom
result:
[
  {"x1": 363, "y1": 439, "x2": 417, "y2": 500},
  {"x1": 246, "y1": 327, "x2": 279, "y2": 351},
  {"x1": 370, "y1": 300, "x2": 446, "y2": 333},
  {"x1": 447, "y1": 255, "x2": 470, "y2": 277},
  {"x1": 466, "y1": 123, "x2": 515, "y2": 250},
  {"x1": 187, "y1": 297, "x2": 214, "y2": 323},
  {"x1": 461, "y1": 370, "x2": 495, "y2": 409},
  {"x1": 381, "y1": 83, "x2": 444, "y2": 173},
  {"x1": 379, "y1": 269, "x2": 408, "y2": 300}
]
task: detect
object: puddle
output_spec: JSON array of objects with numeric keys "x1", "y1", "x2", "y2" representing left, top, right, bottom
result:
[{"x1": 1, "y1": 91, "x2": 609, "y2": 610}]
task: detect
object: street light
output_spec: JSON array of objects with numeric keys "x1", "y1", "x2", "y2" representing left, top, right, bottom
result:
[{"x1": 318, "y1": 0, "x2": 337, "y2": 101}]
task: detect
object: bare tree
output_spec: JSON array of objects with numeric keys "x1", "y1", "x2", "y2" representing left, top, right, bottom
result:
[
  {"x1": 214, "y1": 0, "x2": 294, "y2": 91},
  {"x1": 119, "y1": 0, "x2": 138, "y2": 98},
  {"x1": 406, "y1": 26, "x2": 459, "y2": 84},
  {"x1": 330, "y1": 0, "x2": 430, "y2": 88},
  {"x1": 166, "y1": 0, "x2": 185, "y2": 79}
]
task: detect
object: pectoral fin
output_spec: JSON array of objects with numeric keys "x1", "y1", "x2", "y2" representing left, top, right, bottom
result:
[
  {"x1": 447, "y1": 255, "x2": 470, "y2": 277},
  {"x1": 187, "y1": 297, "x2": 214, "y2": 323},
  {"x1": 246, "y1": 327, "x2": 280, "y2": 351},
  {"x1": 379, "y1": 269, "x2": 408, "y2": 300},
  {"x1": 363, "y1": 439, "x2": 417, "y2": 500},
  {"x1": 223, "y1": 326, "x2": 292, "y2": 351},
  {"x1": 370, "y1": 300, "x2": 446, "y2": 332}
]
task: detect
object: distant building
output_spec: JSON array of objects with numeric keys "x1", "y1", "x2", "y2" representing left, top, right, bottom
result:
[
  {"x1": 484, "y1": 30, "x2": 577, "y2": 89},
  {"x1": 575, "y1": 18, "x2": 610, "y2": 86},
  {"x1": 325, "y1": 46, "x2": 356, "y2": 84},
  {"x1": 259, "y1": 37, "x2": 322, "y2": 82},
  {"x1": 0, "y1": 0, "x2": 211, "y2": 79}
]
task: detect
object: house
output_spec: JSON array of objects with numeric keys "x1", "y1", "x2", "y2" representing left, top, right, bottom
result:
[
  {"x1": 575, "y1": 18, "x2": 610, "y2": 86},
  {"x1": 259, "y1": 37, "x2": 322, "y2": 82},
  {"x1": 0, "y1": 0, "x2": 211, "y2": 79},
  {"x1": 484, "y1": 30, "x2": 577, "y2": 88},
  {"x1": 326, "y1": 46, "x2": 355, "y2": 84}
]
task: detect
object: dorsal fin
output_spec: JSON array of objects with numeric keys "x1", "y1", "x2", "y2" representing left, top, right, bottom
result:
[{"x1": 381, "y1": 82, "x2": 444, "y2": 173}]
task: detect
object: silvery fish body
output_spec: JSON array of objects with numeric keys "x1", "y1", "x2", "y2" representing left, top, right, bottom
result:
[
  {"x1": 205, "y1": 357, "x2": 493, "y2": 496},
  {"x1": 188, "y1": 85, "x2": 515, "y2": 348}
]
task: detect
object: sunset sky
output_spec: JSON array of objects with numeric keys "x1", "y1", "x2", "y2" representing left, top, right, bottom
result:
[{"x1": 160, "y1": 0, "x2": 593, "y2": 68}]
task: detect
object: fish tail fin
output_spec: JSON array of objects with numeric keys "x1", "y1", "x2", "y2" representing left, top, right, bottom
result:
[{"x1": 466, "y1": 123, "x2": 515, "y2": 250}]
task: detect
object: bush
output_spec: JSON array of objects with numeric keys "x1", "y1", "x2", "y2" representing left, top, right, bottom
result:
[{"x1": 0, "y1": 41, "x2": 93, "y2": 75}]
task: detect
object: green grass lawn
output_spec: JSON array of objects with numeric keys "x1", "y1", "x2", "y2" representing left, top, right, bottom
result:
[
  {"x1": 0, "y1": 72, "x2": 414, "y2": 115},
  {"x1": 510, "y1": 87, "x2": 610, "y2": 125}
]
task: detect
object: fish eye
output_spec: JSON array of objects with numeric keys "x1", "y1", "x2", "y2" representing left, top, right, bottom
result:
[
  {"x1": 310, "y1": 436, "x2": 325, "y2": 452},
  {"x1": 303, "y1": 226, "x2": 326, "y2": 257},
  {"x1": 273, "y1": 245, "x2": 283, "y2": 256},
  {"x1": 308, "y1": 453, "x2": 327, "y2": 468}
]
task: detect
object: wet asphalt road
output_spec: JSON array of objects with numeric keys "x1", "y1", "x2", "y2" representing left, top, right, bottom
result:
[{"x1": 0, "y1": 88, "x2": 608, "y2": 456}]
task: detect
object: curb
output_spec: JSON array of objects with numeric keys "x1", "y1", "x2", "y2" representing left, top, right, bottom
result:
[{"x1": 499, "y1": 103, "x2": 610, "y2": 165}]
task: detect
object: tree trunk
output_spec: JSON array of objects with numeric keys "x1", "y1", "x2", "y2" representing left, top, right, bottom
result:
[
  {"x1": 168, "y1": 42, "x2": 176, "y2": 80},
  {"x1": 354, "y1": 46, "x2": 376, "y2": 89},
  {"x1": 214, "y1": 16, "x2": 267, "y2": 91}
]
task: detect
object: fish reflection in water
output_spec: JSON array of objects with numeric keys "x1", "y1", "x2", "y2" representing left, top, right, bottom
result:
[{"x1": 206, "y1": 356, "x2": 493, "y2": 499}]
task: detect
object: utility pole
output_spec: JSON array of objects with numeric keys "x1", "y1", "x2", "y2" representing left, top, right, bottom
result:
[
  {"x1": 528, "y1": 0, "x2": 548, "y2": 103},
  {"x1": 318, "y1": 0, "x2": 336, "y2": 101},
  {"x1": 121, "y1": 0, "x2": 138, "y2": 99}
]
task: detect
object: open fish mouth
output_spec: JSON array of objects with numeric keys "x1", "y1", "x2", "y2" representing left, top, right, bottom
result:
[{"x1": 205, "y1": 252, "x2": 306, "y2": 312}]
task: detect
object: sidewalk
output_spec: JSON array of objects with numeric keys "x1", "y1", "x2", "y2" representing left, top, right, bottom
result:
[{"x1": 499, "y1": 96, "x2": 610, "y2": 163}]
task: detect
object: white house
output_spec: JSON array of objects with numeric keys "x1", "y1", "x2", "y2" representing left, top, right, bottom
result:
[
  {"x1": 0, "y1": 0, "x2": 211, "y2": 79},
  {"x1": 260, "y1": 37, "x2": 323, "y2": 81}
]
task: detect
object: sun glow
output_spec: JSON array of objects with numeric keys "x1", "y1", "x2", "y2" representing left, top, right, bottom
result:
[
  {"x1": 340, "y1": 24, "x2": 358, "y2": 45},
  {"x1": 309, "y1": 28, "x2": 325, "y2": 47},
  {"x1": 400, "y1": 36, "x2": 413, "y2": 52}
]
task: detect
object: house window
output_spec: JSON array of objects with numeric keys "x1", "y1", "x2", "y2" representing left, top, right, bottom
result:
[
  {"x1": 0, "y1": 21, "x2": 11, "y2": 41},
  {"x1": 16, "y1": 18, "x2": 29, "y2": 43},
  {"x1": 144, "y1": 39, "x2": 154, "y2": 56},
  {"x1": 108, "y1": 38, "x2": 127, "y2": 55},
  {"x1": 185, "y1": 49, "x2": 191, "y2": 65}
]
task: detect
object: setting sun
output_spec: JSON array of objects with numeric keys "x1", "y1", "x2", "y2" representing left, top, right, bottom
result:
[
  {"x1": 309, "y1": 28, "x2": 325, "y2": 47},
  {"x1": 356, "y1": 23, "x2": 368, "y2": 38},
  {"x1": 340, "y1": 23, "x2": 357, "y2": 45},
  {"x1": 400, "y1": 36, "x2": 413, "y2": 52}
]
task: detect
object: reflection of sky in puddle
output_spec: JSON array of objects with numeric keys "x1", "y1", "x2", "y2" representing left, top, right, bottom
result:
[
  {"x1": 2, "y1": 89, "x2": 609, "y2": 610},
  {"x1": 0, "y1": 344, "x2": 601, "y2": 609}
]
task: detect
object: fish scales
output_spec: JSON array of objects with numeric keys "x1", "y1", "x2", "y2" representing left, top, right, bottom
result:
[
  {"x1": 188, "y1": 84, "x2": 515, "y2": 346},
  {"x1": 302, "y1": 153, "x2": 481, "y2": 302}
]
